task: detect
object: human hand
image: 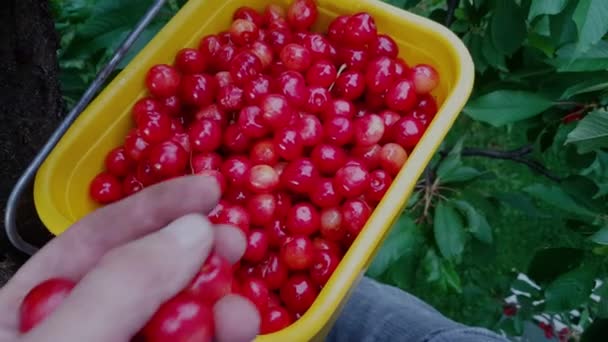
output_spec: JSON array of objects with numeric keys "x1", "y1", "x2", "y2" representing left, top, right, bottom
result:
[{"x1": 0, "y1": 176, "x2": 259, "y2": 341}]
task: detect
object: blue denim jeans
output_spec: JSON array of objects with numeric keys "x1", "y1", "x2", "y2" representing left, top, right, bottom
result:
[{"x1": 328, "y1": 277, "x2": 508, "y2": 342}]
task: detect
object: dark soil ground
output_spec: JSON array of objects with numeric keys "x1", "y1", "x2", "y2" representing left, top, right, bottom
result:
[{"x1": 0, "y1": 0, "x2": 64, "y2": 285}]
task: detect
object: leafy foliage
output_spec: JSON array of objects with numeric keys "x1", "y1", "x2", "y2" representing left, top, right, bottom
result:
[{"x1": 51, "y1": 0, "x2": 608, "y2": 339}]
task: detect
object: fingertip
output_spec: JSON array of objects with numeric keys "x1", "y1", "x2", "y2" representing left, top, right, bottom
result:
[
  {"x1": 214, "y1": 294, "x2": 260, "y2": 342},
  {"x1": 214, "y1": 225, "x2": 247, "y2": 265}
]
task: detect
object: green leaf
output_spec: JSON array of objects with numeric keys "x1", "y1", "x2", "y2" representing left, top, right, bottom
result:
[
  {"x1": 544, "y1": 265, "x2": 595, "y2": 312},
  {"x1": 566, "y1": 110, "x2": 608, "y2": 153},
  {"x1": 367, "y1": 216, "x2": 422, "y2": 277},
  {"x1": 595, "y1": 280, "x2": 608, "y2": 318},
  {"x1": 572, "y1": 0, "x2": 608, "y2": 54},
  {"x1": 385, "y1": 0, "x2": 422, "y2": 8},
  {"x1": 590, "y1": 226, "x2": 608, "y2": 245},
  {"x1": 481, "y1": 32, "x2": 508, "y2": 72},
  {"x1": 493, "y1": 192, "x2": 548, "y2": 218},
  {"x1": 490, "y1": 0, "x2": 526, "y2": 55},
  {"x1": 440, "y1": 166, "x2": 484, "y2": 184},
  {"x1": 78, "y1": 0, "x2": 153, "y2": 38},
  {"x1": 527, "y1": 247, "x2": 584, "y2": 284},
  {"x1": 421, "y1": 249, "x2": 462, "y2": 293},
  {"x1": 452, "y1": 200, "x2": 493, "y2": 244},
  {"x1": 528, "y1": 0, "x2": 567, "y2": 20},
  {"x1": 463, "y1": 90, "x2": 554, "y2": 127},
  {"x1": 433, "y1": 201, "x2": 466, "y2": 262},
  {"x1": 437, "y1": 138, "x2": 464, "y2": 180},
  {"x1": 549, "y1": 0, "x2": 578, "y2": 47},
  {"x1": 561, "y1": 79, "x2": 608, "y2": 100},
  {"x1": 524, "y1": 183, "x2": 597, "y2": 219},
  {"x1": 442, "y1": 261, "x2": 462, "y2": 293},
  {"x1": 552, "y1": 41, "x2": 608, "y2": 72},
  {"x1": 560, "y1": 175, "x2": 605, "y2": 213}
]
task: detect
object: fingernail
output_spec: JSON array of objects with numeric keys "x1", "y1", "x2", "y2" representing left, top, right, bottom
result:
[{"x1": 163, "y1": 213, "x2": 214, "y2": 249}]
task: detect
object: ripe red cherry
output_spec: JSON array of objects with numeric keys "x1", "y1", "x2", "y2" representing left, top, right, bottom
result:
[
  {"x1": 353, "y1": 114, "x2": 385, "y2": 146},
  {"x1": 179, "y1": 74, "x2": 217, "y2": 107},
  {"x1": 148, "y1": 141, "x2": 188, "y2": 178},
  {"x1": 186, "y1": 252, "x2": 233, "y2": 305},
  {"x1": 261, "y1": 94, "x2": 293, "y2": 129},
  {"x1": 394, "y1": 58, "x2": 409, "y2": 77},
  {"x1": 142, "y1": 293, "x2": 214, "y2": 342},
  {"x1": 261, "y1": 306, "x2": 292, "y2": 334},
  {"x1": 224, "y1": 124, "x2": 253, "y2": 154},
  {"x1": 380, "y1": 143, "x2": 408, "y2": 176},
  {"x1": 230, "y1": 51, "x2": 263, "y2": 85},
  {"x1": 338, "y1": 47, "x2": 369, "y2": 70},
  {"x1": 327, "y1": 15, "x2": 349, "y2": 42},
  {"x1": 189, "y1": 119, "x2": 222, "y2": 153},
  {"x1": 266, "y1": 219, "x2": 289, "y2": 247},
  {"x1": 343, "y1": 13, "x2": 377, "y2": 47},
  {"x1": 251, "y1": 139, "x2": 279, "y2": 165},
  {"x1": 306, "y1": 60, "x2": 337, "y2": 87},
  {"x1": 222, "y1": 156, "x2": 251, "y2": 186},
  {"x1": 276, "y1": 71, "x2": 308, "y2": 107},
  {"x1": 264, "y1": 4, "x2": 286, "y2": 22},
  {"x1": 295, "y1": 114, "x2": 323, "y2": 147},
  {"x1": 234, "y1": 6, "x2": 265, "y2": 27},
  {"x1": 90, "y1": 172, "x2": 123, "y2": 204},
  {"x1": 224, "y1": 186, "x2": 251, "y2": 206},
  {"x1": 393, "y1": 116, "x2": 425, "y2": 149},
  {"x1": 286, "y1": 202, "x2": 320, "y2": 236},
  {"x1": 416, "y1": 94, "x2": 438, "y2": 116},
  {"x1": 265, "y1": 29, "x2": 293, "y2": 54},
  {"x1": 334, "y1": 164, "x2": 370, "y2": 198},
  {"x1": 313, "y1": 237, "x2": 342, "y2": 256},
  {"x1": 230, "y1": 19, "x2": 259, "y2": 46},
  {"x1": 122, "y1": 174, "x2": 144, "y2": 196},
  {"x1": 136, "y1": 160, "x2": 160, "y2": 186},
  {"x1": 351, "y1": 144, "x2": 382, "y2": 170},
  {"x1": 195, "y1": 104, "x2": 226, "y2": 126},
  {"x1": 191, "y1": 152, "x2": 222, "y2": 173},
  {"x1": 175, "y1": 48, "x2": 207, "y2": 74},
  {"x1": 216, "y1": 84, "x2": 244, "y2": 112},
  {"x1": 213, "y1": 44, "x2": 238, "y2": 71},
  {"x1": 281, "y1": 235, "x2": 315, "y2": 270},
  {"x1": 287, "y1": 0, "x2": 318, "y2": 30},
  {"x1": 379, "y1": 110, "x2": 401, "y2": 142},
  {"x1": 320, "y1": 207, "x2": 345, "y2": 241},
  {"x1": 310, "y1": 144, "x2": 347, "y2": 175},
  {"x1": 199, "y1": 35, "x2": 222, "y2": 60},
  {"x1": 366, "y1": 57, "x2": 397, "y2": 94},
  {"x1": 137, "y1": 112, "x2": 173, "y2": 144},
  {"x1": 369, "y1": 34, "x2": 399, "y2": 58},
  {"x1": 280, "y1": 274, "x2": 318, "y2": 313},
  {"x1": 323, "y1": 99, "x2": 355, "y2": 120},
  {"x1": 301, "y1": 34, "x2": 332, "y2": 61},
  {"x1": 274, "y1": 191, "x2": 292, "y2": 219},
  {"x1": 310, "y1": 178, "x2": 342, "y2": 208},
  {"x1": 368, "y1": 169, "x2": 393, "y2": 203},
  {"x1": 19, "y1": 278, "x2": 75, "y2": 333},
  {"x1": 244, "y1": 229, "x2": 270, "y2": 263},
  {"x1": 243, "y1": 75, "x2": 273, "y2": 105},
  {"x1": 240, "y1": 277, "x2": 270, "y2": 314},
  {"x1": 324, "y1": 116, "x2": 354, "y2": 146},
  {"x1": 132, "y1": 97, "x2": 165, "y2": 122},
  {"x1": 259, "y1": 252, "x2": 289, "y2": 290},
  {"x1": 162, "y1": 96, "x2": 182, "y2": 117},
  {"x1": 249, "y1": 41, "x2": 274, "y2": 69},
  {"x1": 247, "y1": 193, "x2": 277, "y2": 225},
  {"x1": 310, "y1": 249, "x2": 340, "y2": 286},
  {"x1": 208, "y1": 200, "x2": 228, "y2": 223},
  {"x1": 342, "y1": 199, "x2": 372, "y2": 236},
  {"x1": 274, "y1": 126, "x2": 304, "y2": 161},
  {"x1": 145, "y1": 64, "x2": 181, "y2": 98},
  {"x1": 105, "y1": 147, "x2": 134, "y2": 177},
  {"x1": 237, "y1": 105, "x2": 268, "y2": 139},
  {"x1": 215, "y1": 71, "x2": 234, "y2": 88},
  {"x1": 412, "y1": 64, "x2": 439, "y2": 94},
  {"x1": 333, "y1": 70, "x2": 366, "y2": 101},
  {"x1": 306, "y1": 86, "x2": 331, "y2": 113},
  {"x1": 281, "y1": 158, "x2": 319, "y2": 194},
  {"x1": 386, "y1": 79, "x2": 417, "y2": 112},
  {"x1": 280, "y1": 44, "x2": 312, "y2": 72},
  {"x1": 217, "y1": 204, "x2": 250, "y2": 234}
]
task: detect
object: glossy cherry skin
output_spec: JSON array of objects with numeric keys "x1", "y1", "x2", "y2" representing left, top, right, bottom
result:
[
  {"x1": 280, "y1": 235, "x2": 315, "y2": 270},
  {"x1": 392, "y1": 116, "x2": 425, "y2": 149},
  {"x1": 244, "y1": 229, "x2": 270, "y2": 263},
  {"x1": 310, "y1": 249, "x2": 340, "y2": 286},
  {"x1": 286, "y1": 203, "x2": 320, "y2": 236},
  {"x1": 380, "y1": 143, "x2": 408, "y2": 176},
  {"x1": 216, "y1": 204, "x2": 251, "y2": 234},
  {"x1": 280, "y1": 274, "x2": 318, "y2": 313},
  {"x1": 261, "y1": 306, "x2": 292, "y2": 334},
  {"x1": 19, "y1": 278, "x2": 76, "y2": 333},
  {"x1": 258, "y1": 252, "x2": 289, "y2": 290},
  {"x1": 179, "y1": 74, "x2": 217, "y2": 107},
  {"x1": 146, "y1": 64, "x2": 181, "y2": 98},
  {"x1": 280, "y1": 158, "x2": 319, "y2": 194},
  {"x1": 147, "y1": 141, "x2": 188, "y2": 179},
  {"x1": 266, "y1": 219, "x2": 290, "y2": 248},
  {"x1": 369, "y1": 34, "x2": 399, "y2": 58},
  {"x1": 334, "y1": 164, "x2": 370, "y2": 198},
  {"x1": 385, "y1": 79, "x2": 417, "y2": 112},
  {"x1": 142, "y1": 293, "x2": 214, "y2": 342},
  {"x1": 309, "y1": 178, "x2": 342, "y2": 208},
  {"x1": 90, "y1": 172, "x2": 123, "y2": 204},
  {"x1": 185, "y1": 252, "x2": 233, "y2": 305},
  {"x1": 341, "y1": 199, "x2": 372, "y2": 236},
  {"x1": 368, "y1": 169, "x2": 393, "y2": 203},
  {"x1": 287, "y1": 0, "x2": 318, "y2": 30},
  {"x1": 105, "y1": 147, "x2": 134, "y2": 177},
  {"x1": 320, "y1": 207, "x2": 346, "y2": 241},
  {"x1": 189, "y1": 119, "x2": 222, "y2": 153},
  {"x1": 240, "y1": 277, "x2": 270, "y2": 314},
  {"x1": 175, "y1": 48, "x2": 207, "y2": 74}
]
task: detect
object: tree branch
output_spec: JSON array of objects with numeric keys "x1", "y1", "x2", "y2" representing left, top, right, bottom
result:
[
  {"x1": 439, "y1": 144, "x2": 563, "y2": 182},
  {"x1": 445, "y1": 0, "x2": 461, "y2": 27}
]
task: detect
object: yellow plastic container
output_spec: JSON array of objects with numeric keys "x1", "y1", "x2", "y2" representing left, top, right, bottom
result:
[{"x1": 34, "y1": 0, "x2": 473, "y2": 340}]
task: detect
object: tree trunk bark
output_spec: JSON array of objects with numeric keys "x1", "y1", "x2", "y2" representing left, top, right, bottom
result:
[{"x1": 0, "y1": 0, "x2": 64, "y2": 283}]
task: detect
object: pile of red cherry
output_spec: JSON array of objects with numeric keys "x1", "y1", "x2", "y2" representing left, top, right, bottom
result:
[{"x1": 23, "y1": 0, "x2": 439, "y2": 340}]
